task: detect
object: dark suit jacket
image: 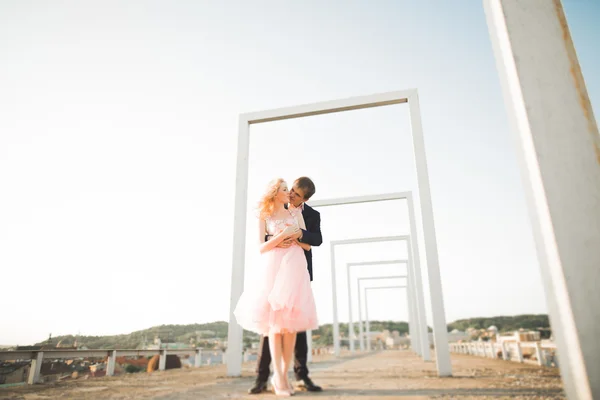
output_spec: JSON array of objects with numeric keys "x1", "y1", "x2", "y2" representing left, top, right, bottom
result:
[
  {"x1": 297, "y1": 203, "x2": 322, "y2": 281},
  {"x1": 266, "y1": 203, "x2": 322, "y2": 281}
]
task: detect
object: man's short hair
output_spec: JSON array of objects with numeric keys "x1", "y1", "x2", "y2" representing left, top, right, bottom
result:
[{"x1": 294, "y1": 177, "x2": 316, "y2": 200}]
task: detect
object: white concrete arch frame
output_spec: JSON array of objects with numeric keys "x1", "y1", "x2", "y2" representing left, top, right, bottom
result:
[
  {"x1": 227, "y1": 89, "x2": 451, "y2": 377},
  {"x1": 363, "y1": 285, "x2": 407, "y2": 351},
  {"x1": 353, "y1": 274, "x2": 410, "y2": 352},
  {"x1": 330, "y1": 236, "x2": 438, "y2": 363}
]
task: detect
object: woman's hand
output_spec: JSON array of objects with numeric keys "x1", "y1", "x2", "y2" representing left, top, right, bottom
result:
[
  {"x1": 281, "y1": 224, "x2": 300, "y2": 237},
  {"x1": 276, "y1": 237, "x2": 294, "y2": 248}
]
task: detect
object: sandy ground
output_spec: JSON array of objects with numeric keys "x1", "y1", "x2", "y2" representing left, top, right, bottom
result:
[{"x1": 0, "y1": 351, "x2": 564, "y2": 400}]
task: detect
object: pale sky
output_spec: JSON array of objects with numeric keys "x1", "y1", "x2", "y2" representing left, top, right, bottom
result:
[{"x1": 1, "y1": 1, "x2": 598, "y2": 345}]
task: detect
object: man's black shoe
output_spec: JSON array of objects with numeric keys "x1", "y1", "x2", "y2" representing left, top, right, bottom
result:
[
  {"x1": 248, "y1": 380, "x2": 267, "y2": 394},
  {"x1": 297, "y1": 377, "x2": 323, "y2": 392}
]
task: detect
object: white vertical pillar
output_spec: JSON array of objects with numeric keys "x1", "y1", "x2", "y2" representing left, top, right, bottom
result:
[
  {"x1": 484, "y1": 1, "x2": 600, "y2": 398},
  {"x1": 501, "y1": 342, "x2": 508, "y2": 360},
  {"x1": 406, "y1": 268, "x2": 419, "y2": 355},
  {"x1": 357, "y1": 280, "x2": 365, "y2": 351},
  {"x1": 408, "y1": 92, "x2": 452, "y2": 376},
  {"x1": 159, "y1": 349, "x2": 167, "y2": 371},
  {"x1": 106, "y1": 350, "x2": 117, "y2": 376},
  {"x1": 365, "y1": 290, "x2": 371, "y2": 352},
  {"x1": 226, "y1": 117, "x2": 250, "y2": 376},
  {"x1": 489, "y1": 342, "x2": 497, "y2": 359},
  {"x1": 535, "y1": 342, "x2": 544, "y2": 366},
  {"x1": 516, "y1": 343, "x2": 524, "y2": 363},
  {"x1": 28, "y1": 352, "x2": 43, "y2": 384},
  {"x1": 407, "y1": 196, "x2": 431, "y2": 361},
  {"x1": 330, "y1": 243, "x2": 341, "y2": 356},
  {"x1": 195, "y1": 349, "x2": 202, "y2": 368},
  {"x1": 346, "y1": 265, "x2": 355, "y2": 352}
]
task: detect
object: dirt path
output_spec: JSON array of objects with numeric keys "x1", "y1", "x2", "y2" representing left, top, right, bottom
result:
[{"x1": 0, "y1": 351, "x2": 564, "y2": 399}]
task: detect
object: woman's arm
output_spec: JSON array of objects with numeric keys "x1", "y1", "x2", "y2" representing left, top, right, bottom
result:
[
  {"x1": 258, "y1": 219, "x2": 297, "y2": 254},
  {"x1": 295, "y1": 212, "x2": 311, "y2": 251}
]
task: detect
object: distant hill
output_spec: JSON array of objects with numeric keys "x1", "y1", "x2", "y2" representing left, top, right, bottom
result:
[
  {"x1": 33, "y1": 314, "x2": 550, "y2": 349},
  {"x1": 35, "y1": 322, "x2": 260, "y2": 350},
  {"x1": 447, "y1": 314, "x2": 550, "y2": 333}
]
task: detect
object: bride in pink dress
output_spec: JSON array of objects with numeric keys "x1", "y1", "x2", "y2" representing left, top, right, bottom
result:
[{"x1": 234, "y1": 178, "x2": 318, "y2": 396}]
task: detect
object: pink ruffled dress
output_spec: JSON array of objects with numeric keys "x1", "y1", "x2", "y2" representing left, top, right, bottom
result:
[{"x1": 233, "y1": 208, "x2": 318, "y2": 335}]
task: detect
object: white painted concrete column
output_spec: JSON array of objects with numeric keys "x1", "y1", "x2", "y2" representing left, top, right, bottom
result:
[
  {"x1": 195, "y1": 349, "x2": 202, "y2": 367},
  {"x1": 516, "y1": 343, "x2": 524, "y2": 363},
  {"x1": 406, "y1": 269, "x2": 419, "y2": 355},
  {"x1": 484, "y1": 1, "x2": 600, "y2": 398},
  {"x1": 489, "y1": 342, "x2": 497, "y2": 359},
  {"x1": 226, "y1": 117, "x2": 250, "y2": 376},
  {"x1": 408, "y1": 92, "x2": 452, "y2": 376},
  {"x1": 27, "y1": 352, "x2": 43, "y2": 384},
  {"x1": 106, "y1": 350, "x2": 117, "y2": 376},
  {"x1": 330, "y1": 242, "x2": 341, "y2": 356},
  {"x1": 357, "y1": 280, "x2": 365, "y2": 351},
  {"x1": 501, "y1": 342, "x2": 508, "y2": 360},
  {"x1": 407, "y1": 196, "x2": 431, "y2": 361},
  {"x1": 159, "y1": 349, "x2": 167, "y2": 371},
  {"x1": 535, "y1": 342, "x2": 544, "y2": 366},
  {"x1": 365, "y1": 292, "x2": 371, "y2": 352},
  {"x1": 346, "y1": 265, "x2": 355, "y2": 352}
]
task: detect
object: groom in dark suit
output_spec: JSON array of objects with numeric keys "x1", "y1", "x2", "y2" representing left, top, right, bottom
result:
[{"x1": 249, "y1": 176, "x2": 323, "y2": 394}]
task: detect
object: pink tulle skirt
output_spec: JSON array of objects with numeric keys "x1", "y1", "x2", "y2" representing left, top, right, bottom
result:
[{"x1": 234, "y1": 245, "x2": 318, "y2": 335}]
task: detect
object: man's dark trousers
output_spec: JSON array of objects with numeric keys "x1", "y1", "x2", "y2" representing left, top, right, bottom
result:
[{"x1": 256, "y1": 332, "x2": 309, "y2": 382}]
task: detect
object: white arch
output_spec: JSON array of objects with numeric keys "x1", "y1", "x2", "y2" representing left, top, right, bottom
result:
[
  {"x1": 330, "y1": 236, "x2": 435, "y2": 361},
  {"x1": 346, "y1": 261, "x2": 424, "y2": 357},
  {"x1": 353, "y1": 275, "x2": 410, "y2": 353},
  {"x1": 310, "y1": 191, "x2": 429, "y2": 361},
  {"x1": 227, "y1": 89, "x2": 452, "y2": 377}
]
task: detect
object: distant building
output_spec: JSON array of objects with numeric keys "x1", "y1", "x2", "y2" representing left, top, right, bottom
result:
[{"x1": 496, "y1": 330, "x2": 541, "y2": 343}]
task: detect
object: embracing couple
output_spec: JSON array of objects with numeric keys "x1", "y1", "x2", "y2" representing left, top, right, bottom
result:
[{"x1": 234, "y1": 177, "x2": 323, "y2": 396}]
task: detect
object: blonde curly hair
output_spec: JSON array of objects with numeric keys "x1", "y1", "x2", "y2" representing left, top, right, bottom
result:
[{"x1": 258, "y1": 178, "x2": 285, "y2": 220}]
